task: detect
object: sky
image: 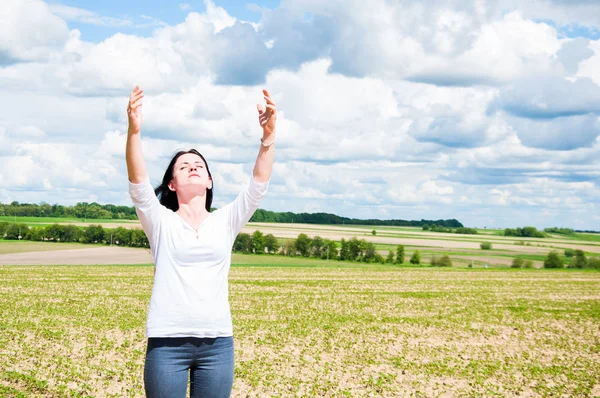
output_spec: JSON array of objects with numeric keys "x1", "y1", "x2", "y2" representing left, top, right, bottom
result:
[{"x1": 1, "y1": 0, "x2": 599, "y2": 230}]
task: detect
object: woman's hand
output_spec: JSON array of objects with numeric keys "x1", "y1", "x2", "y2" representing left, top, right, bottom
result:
[
  {"x1": 127, "y1": 86, "x2": 144, "y2": 134},
  {"x1": 257, "y1": 89, "x2": 277, "y2": 138}
]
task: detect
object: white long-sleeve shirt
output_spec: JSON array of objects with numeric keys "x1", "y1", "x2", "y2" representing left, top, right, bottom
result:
[{"x1": 129, "y1": 176, "x2": 269, "y2": 338}]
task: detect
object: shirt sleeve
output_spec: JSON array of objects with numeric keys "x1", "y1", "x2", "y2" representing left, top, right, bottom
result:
[
  {"x1": 128, "y1": 177, "x2": 164, "y2": 248},
  {"x1": 226, "y1": 175, "x2": 269, "y2": 240}
]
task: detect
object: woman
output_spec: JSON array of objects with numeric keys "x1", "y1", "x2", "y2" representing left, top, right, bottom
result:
[{"x1": 126, "y1": 86, "x2": 276, "y2": 397}]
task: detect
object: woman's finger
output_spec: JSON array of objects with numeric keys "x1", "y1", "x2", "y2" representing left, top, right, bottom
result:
[
  {"x1": 130, "y1": 92, "x2": 144, "y2": 103},
  {"x1": 265, "y1": 104, "x2": 276, "y2": 113},
  {"x1": 263, "y1": 95, "x2": 276, "y2": 107}
]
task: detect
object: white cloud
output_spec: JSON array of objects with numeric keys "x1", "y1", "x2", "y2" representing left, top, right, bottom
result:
[
  {"x1": 49, "y1": 4, "x2": 132, "y2": 27},
  {"x1": 578, "y1": 39, "x2": 600, "y2": 85},
  {"x1": 0, "y1": 0, "x2": 598, "y2": 229},
  {"x1": 0, "y1": 0, "x2": 70, "y2": 64}
]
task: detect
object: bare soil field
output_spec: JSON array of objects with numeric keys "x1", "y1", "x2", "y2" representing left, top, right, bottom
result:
[
  {"x1": 1, "y1": 266, "x2": 599, "y2": 397},
  {"x1": 0, "y1": 241, "x2": 98, "y2": 255},
  {"x1": 0, "y1": 246, "x2": 153, "y2": 265}
]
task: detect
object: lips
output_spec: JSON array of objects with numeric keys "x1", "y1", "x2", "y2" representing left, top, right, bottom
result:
[{"x1": 189, "y1": 173, "x2": 200, "y2": 178}]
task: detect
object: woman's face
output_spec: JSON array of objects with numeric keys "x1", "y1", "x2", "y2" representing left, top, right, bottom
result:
[{"x1": 168, "y1": 153, "x2": 212, "y2": 194}]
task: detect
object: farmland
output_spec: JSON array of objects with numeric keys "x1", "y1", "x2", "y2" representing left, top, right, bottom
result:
[
  {"x1": 1, "y1": 221, "x2": 599, "y2": 397},
  {"x1": 1, "y1": 262, "x2": 599, "y2": 397}
]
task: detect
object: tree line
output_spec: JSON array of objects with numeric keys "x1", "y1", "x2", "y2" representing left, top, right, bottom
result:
[
  {"x1": 0, "y1": 222, "x2": 149, "y2": 248},
  {"x1": 234, "y1": 231, "x2": 457, "y2": 267},
  {"x1": 249, "y1": 209, "x2": 464, "y2": 227},
  {"x1": 232, "y1": 231, "x2": 433, "y2": 265},
  {"x1": 541, "y1": 249, "x2": 600, "y2": 269},
  {"x1": 504, "y1": 226, "x2": 546, "y2": 238},
  {"x1": 423, "y1": 225, "x2": 478, "y2": 234},
  {"x1": 4, "y1": 221, "x2": 598, "y2": 269},
  {"x1": 504, "y1": 226, "x2": 596, "y2": 238},
  {"x1": 233, "y1": 231, "x2": 408, "y2": 264},
  {"x1": 0, "y1": 201, "x2": 463, "y2": 228},
  {"x1": 0, "y1": 202, "x2": 138, "y2": 220}
]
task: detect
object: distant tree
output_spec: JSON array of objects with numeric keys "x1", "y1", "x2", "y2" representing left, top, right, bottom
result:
[
  {"x1": 505, "y1": 226, "x2": 545, "y2": 238},
  {"x1": 371, "y1": 229, "x2": 377, "y2": 236},
  {"x1": 62, "y1": 225, "x2": 81, "y2": 242},
  {"x1": 347, "y1": 237, "x2": 362, "y2": 261},
  {"x1": 295, "y1": 233, "x2": 312, "y2": 257},
  {"x1": 83, "y1": 225, "x2": 105, "y2": 244},
  {"x1": 455, "y1": 227, "x2": 478, "y2": 235},
  {"x1": 564, "y1": 249, "x2": 575, "y2": 258},
  {"x1": 26, "y1": 226, "x2": 45, "y2": 241},
  {"x1": 264, "y1": 234, "x2": 279, "y2": 254},
  {"x1": 0, "y1": 222, "x2": 8, "y2": 237},
  {"x1": 437, "y1": 255, "x2": 452, "y2": 267},
  {"x1": 45, "y1": 224, "x2": 64, "y2": 241},
  {"x1": 234, "y1": 233, "x2": 253, "y2": 254},
  {"x1": 323, "y1": 240, "x2": 338, "y2": 260},
  {"x1": 114, "y1": 227, "x2": 132, "y2": 246},
  {"x1": 586, "y1": 257, "x2": 600, "y2": 269},
  {"x1": 545, "y1": 227, "x2": 574, "y2": 236},
  {"x1": 5, "y1": 223, "x2": 29, "y2": 240},
  {"x1": 130, "y1": 229, "x2": 149, "y2": 248},
  {"x1": 430, "y1": 255, "x2": 438, "y2": 266},
  {"x1": 386, "y1": 250, "x2": 395, "y2": 264},
  {"x1": 252, "y1": 230, "x2": 266, "y2": 254},
  {"x1": 523, "y1": 259, "x2": 534, "y2": 268},
  {"x1": 339, "y1": 238, "x2": 350, "y2": 261},
  {"x1": 422, "y1": 224, "x2": 430, "y2": 231},
  {"x1": 374, "y1": 253, "x2": 385, "y2": 264},
  {"x1": 282, "y1": 239, "x2": 296, "y2": 256},
  {"x1": 543, "y1": 251, "x2": 563, "y2": 269},
  {"x1": 395, "y1": 245, "x2": 405, "y2": 264},
  {"x1": 310, "y1": 236, "x2": 325, "y2": 258},
  {"x1": 569, "y1": 250, "x2": 587, "y2": 269},
  {"x1": 511, "y1": 258, "x2": 525, "y2": 268},
  {"x1": 363, "y1": 241, "x2": 376, "y2": 263},
  {"x1": 480, "y1": 242, "x2": 492, "y2": 250},
  {"x1": 409, "y1": 250, "x2": 421, "y2": 265}
]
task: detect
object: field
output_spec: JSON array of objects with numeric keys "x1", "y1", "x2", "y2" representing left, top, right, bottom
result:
[
  {"x1": 1, "y1": 262, "x2": 599, "y2": 397},
  {"x1": 1, "y1": 221, "x2": 600, "y2": 397},
  {"x1": 2, "y1": 218, "x2": 600, "y2": 268}
]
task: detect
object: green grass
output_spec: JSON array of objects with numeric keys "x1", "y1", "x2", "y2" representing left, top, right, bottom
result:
[
  {"x1": 1, "y1": 265, "x2": 599, "y2": 396},
  {"x1": 570, "y1": 233, "x2": 600, "y2": 243}
]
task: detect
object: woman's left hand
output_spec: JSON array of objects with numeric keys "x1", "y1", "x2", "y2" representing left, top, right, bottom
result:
[{"x1": 257, "y1": 89, "x2": 277, "y2": 137}]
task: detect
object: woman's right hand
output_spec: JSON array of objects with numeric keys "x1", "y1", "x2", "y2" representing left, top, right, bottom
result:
[{"x1": 127, "y1": 86, "x2": 144, "y2": 134}]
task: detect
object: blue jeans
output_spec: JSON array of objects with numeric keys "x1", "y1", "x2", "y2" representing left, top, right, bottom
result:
[{"x1": 144, "y1": 337, "x2": 234, "y2": 398}]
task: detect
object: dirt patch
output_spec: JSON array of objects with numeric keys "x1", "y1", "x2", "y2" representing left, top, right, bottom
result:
[{"x1": 0, "y1": 246, "x2": 153, "y2": 265}]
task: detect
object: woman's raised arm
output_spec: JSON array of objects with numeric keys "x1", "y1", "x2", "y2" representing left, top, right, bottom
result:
[
  {"x1": 125, "y1": 86, "x2": 148, "y2": 184},
  {"x1": 253, "y1": 89, "x2": 277, "y2": 183}
]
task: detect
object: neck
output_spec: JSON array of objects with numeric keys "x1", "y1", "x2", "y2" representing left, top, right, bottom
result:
[{"x1": 176, "y1": 192, "x2": 209, "y2": 219}]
